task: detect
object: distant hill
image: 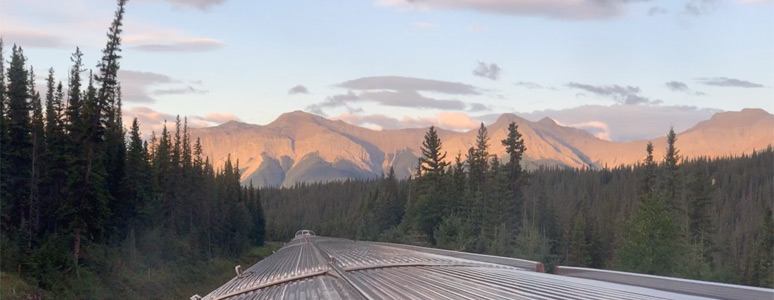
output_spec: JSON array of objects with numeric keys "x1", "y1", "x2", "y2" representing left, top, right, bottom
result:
[{"x1": 189, "y1": 109, "x2": 774, "y2": 187}]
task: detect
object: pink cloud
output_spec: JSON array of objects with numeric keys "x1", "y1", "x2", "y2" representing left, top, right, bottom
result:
[
  {"x1": 123, "y1": 106, "x2": 238, "y2": 138},
  {"x1": 332, "y1": 112, "x2": 481, "y2": 131}
]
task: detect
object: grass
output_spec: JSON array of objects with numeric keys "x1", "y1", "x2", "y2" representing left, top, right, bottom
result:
[{"x1": 0, "y1": 242, "x2": 281, "y2": 300}]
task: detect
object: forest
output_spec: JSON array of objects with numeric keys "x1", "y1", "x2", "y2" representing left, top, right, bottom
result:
[
  {"x1": 262, "y1": 124, "x2": 774, "y2": 288},
  {"x1": 0, "y1": 1, "x2": 266, "y2": 298},
  {"x1": 2, "y1": 0, "x2": 772, "y2": 298}
]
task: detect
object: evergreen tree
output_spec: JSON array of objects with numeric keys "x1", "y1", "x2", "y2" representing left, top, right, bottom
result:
[
  {"x1": 687, "y1": 163, "x2": 715, "y2": 265},
  {"x1": 0, "y1": 38, "x2": 9, "y2": 222},
  {"x1": 418, "y1": 126, "x2": 448, "y2": 180},
  {"x1": 663, "y1": 128, "x2": 681, "y2": 210},
  {"x1": 29, "y1": 67, "x2": 45, "y2": 237},
  {"x1": 5, "y1": 45, "x2": 32, "y2": 241},
  {"x1": 121, "y1": 118, "x2": 152, "y2": 232},
  {"x1": 618, "y1": 192, "x2": 684, "y2": 275},
  {"x1": 641, "y1": 141, "x2": 657, "y2": 196},
  {"x1": 501, "y1": 121, "x2": 527, "y2": 230},
  {"x1": 467, "y1": 123, "x2": 490, "y2": 188},
  {"x1": 405, "y1": 126, "x2": 449, "y2": 240}
]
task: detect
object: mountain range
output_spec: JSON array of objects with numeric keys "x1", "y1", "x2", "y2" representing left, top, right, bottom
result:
[{"x1": 188, "y1": 108, "x2": 773, "y2": 187}]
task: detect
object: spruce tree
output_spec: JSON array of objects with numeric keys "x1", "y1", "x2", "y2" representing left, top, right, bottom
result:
[
  {"x1": 687, "y1": 163, "x2": 715, "y2": 265},
  {"x1": 0, "y1": 38, "x2": 9, "y2": 217},
  {"x1": 29, "y1": 67, "x2": 45, "y2": 236},
  {"x1": 418, "y1": 126, "x2": 448, "y2": 179},
  {"x1": 641, "y1": 141, "x2": 657, "y2": 196},
  {"x1": 467, "y1": 123, "x2": 490, "y2": 188},
  {"x1": 5, "y1": 45, "x2": 32, "y2": 238},
  {"x1": 42, "y1": 70, "x2": 68, "y2": 234},
  {"x1": 501, "y1": 121, "x2": 527, "y2": 231},
  {"x1": 663, "y1": 128, "x2": 681, "y2": 210}
]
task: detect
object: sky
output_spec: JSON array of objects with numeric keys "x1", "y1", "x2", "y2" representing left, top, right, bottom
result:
[{"x1": 1, "y1": 0, "x2": 772, "y2": 141}]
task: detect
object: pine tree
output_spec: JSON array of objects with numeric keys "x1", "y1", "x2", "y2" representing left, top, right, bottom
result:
[
  {"x1": 5, "y1": 45, "x2": 32, "y2": 240},
  {"x1": 467, "y1": 123, "x2": 490, "y2": 188},
  {"x1": 418, "y1": 126, "x2": 448, "y2": 179},
  {"x1": 663, "y1": 128, "x2": 681, "y2": 211},
  {"x1": 406, "y1": 126, "x2": 450, "y2": 240},
  {"x1": 121, "y1": 118, "x2": 152, "y2": 232},
  {"x1": 687, "y1": 163, "x2": 715, "y2": 265},
  {"x1": 29, "y1": 67, "x2": 45, "y2": 237},
  {"x1": 641, "y1": 141, "x2": 657, "y2": 196},
  {"x1": 0, "y1": 38, "x2": 9, "y2": 219},
  {"x1": 502, "y1": 121, "x2": 527, "y2": 231}
]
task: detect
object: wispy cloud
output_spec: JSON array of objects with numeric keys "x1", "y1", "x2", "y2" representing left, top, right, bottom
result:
[
  {"x1": 376, "y1": 0, "x2": 649, "y2": 20},
  {"x1": 0, "y1": 28, "x2": 71, "y2": 49},
  {"x1": 514, "y1": 81, "x2": 559, "y2": 91},
  {"x1": 665, "y1": 81, "x2": 706, "y2": 96},
  {"x1": 306, "y1": 76, "x2": 484, "y2": 115},
  {"x1": 696, "y1": 77, "x2": 765, "y2": 88},
  {"x1": 555, "y1": 120, "x2": 612, "y2": 141},
  {"x1": 337, "y1": 76, "x2": 480, "y2": 95},
  {"x1": 467, "y1": 25, "x2": 489, "y2": 31},
  {"x1": 119, "y1": 70, "x2": 208, "y2": 103},
  {"x1": 124, "y1": 106, "x2": 239, "y2": 138},
  {"x1": 684, "y1": 0, "x2": 718, "y2": 16},
  {"x1": 473, "y1": 61, "x2": 502, "y2": 80},
  {"x1": 468, "y1": 103, "x2": 490, "y2": 112},
  {"x1": 647, "y1": 6, "x2": 668, "y2": 16},
  {"x1": 288, "y1": 85, "x2": 310, "y2": 95},
  {"x1": 333, "y1": 112, "x2": 481, "y2": 131},
  {"x1": 130, "y1": 38, "x2": 224, "y2": 52},
  {"x1": 153, "y1": 86, "x2": 208, "y2": 96},
  {"x1": 140, "y1": 0, "x2": 229, "y2": 11},
  {"x1": 510, "y1": 104, "x2": 721, "y2": 141},
  {"x1": 566, "y1": 82, "x2": 661, "y2": 105}
]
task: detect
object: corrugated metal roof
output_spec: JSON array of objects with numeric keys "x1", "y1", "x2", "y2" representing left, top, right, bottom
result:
[{"x1": 198, "y1": 236, "x2": 763, "y2": 300}]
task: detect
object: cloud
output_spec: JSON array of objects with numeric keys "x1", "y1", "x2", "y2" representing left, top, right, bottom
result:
[
  {"x1": 696, "y1": 77, "x2": 765, "y2": 88},
  {"x1": 308, "y1": 76, "x2": 484, "y2": 115},
  {"x1": 118, "y1": 70, "x2": 207, "y2": 103},
  {"x1": 376, "y1": 0, "x2": 650, "y2": 20},
  {"x1": 337, "y1": 76, "x2": 480, "y2": 95},
  {"x1": 153, "y1": 86, "x2": 208, "y2": 95},
  {"x1": 145, "y1": 0, "x2": 229, "y2": 10},
  {"x1": 468, "y1": 103, "x2": 490, "y2": 112},
  {"x1": 288, "y1": 85, "x2": 310, "y2": 95},
  {"x1": 0, "y1": 29, "x2": 71, "y2": 49},
  {"x1": 124, "y1": 106, "x2": 238, "y2": 138},
  {"x1": 665, "y1": 81, "x2": 706, "y2": 96},
  {"x1": 333, "y1": 112, "x2": 482, "y2": 131},
  {"x1": 665, "y1": 81, "x2": 689, "y2": 92},
  {"x1": 473, "y1": 61, "x2": 502, "y2": 80},
  {"x1": 514, "y1": 81, "x2": 559, "y2": 91},
  {"x1": 684, "y1": 0, "x2": 718, "y2": 16},
  {"x1": 414, "y1": 22, "x2": 436, "y2": 29},
  {"x1": 566, "y1": 82, "x2": 661, "y2": 105},
  {"x1": 193, "y1": 112, "x2": 241, "y2": 124},
  {"x1": 130, "y1": 38, "x2": 224, "y2": 52},
  {"x1": 468, "y1": 25, "x2": 489, "y2": 31},
  {"x1": 501, "y1": 104, "x2": 720, "y2": 141},
  {"x1": 311, "y1": 90, "x2": 467, "y2": 111},
  {"x1": 555, "y1": 120, "x2": 612, "y2": 141},
  {"x1": 647, "y1": 6, "x2": 668, "y2": 15}
]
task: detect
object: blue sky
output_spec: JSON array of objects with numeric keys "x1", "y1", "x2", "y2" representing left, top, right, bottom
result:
[{"x1": 1, "y1": 0, "x2": 772, "y2": 141}]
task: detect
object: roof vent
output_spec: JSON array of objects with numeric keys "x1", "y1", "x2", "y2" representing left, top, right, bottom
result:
[
  {"x1": 190, "y1": 295, "x2": 202, "y2": 300},
  {"x1": 235, "y1": 265, "x2": 243, "y2": 277}
]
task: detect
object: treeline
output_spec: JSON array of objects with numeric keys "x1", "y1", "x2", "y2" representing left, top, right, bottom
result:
[
  {"x1": 261, "y1": 124, "x2": 773, "y2": 287},
  {"x1": 0, "y1": 0, "x2": 265, "y2": 296}
]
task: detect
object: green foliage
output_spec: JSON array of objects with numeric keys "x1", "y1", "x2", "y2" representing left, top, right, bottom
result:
[
  {"x1": 618, "y1": 192, "x2": 685, "y2": 275},
  {"x1": 0, "y1": 1, "x2": 267, "y2": 297},
  {"x1": 258, "y1": 126, "x2": 772, "y2": 287}
]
